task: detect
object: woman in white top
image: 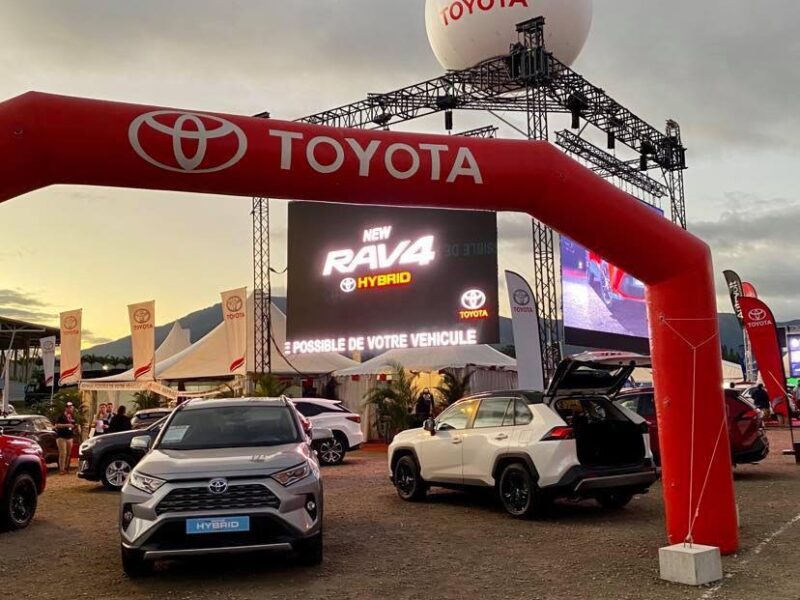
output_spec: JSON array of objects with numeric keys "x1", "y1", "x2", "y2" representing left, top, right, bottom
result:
[{"x1": 94, "y1": 403, "x2": 108, "y2": 437}]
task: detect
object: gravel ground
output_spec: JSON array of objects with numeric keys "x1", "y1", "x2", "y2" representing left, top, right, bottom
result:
[{"x1": 1, "y1": 430, "x2": 799, "y2": 600}]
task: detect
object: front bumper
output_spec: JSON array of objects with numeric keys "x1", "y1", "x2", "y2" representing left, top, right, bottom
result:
[
  {"x1": 76, "y1": 451, "x2": 99, "y2": 481},
  {"x1": 120, "y1": 475, "x2": 322, "y2": 561},
  {"x1": 545, "y1": 462, "x2": 658, "y2": 498}
]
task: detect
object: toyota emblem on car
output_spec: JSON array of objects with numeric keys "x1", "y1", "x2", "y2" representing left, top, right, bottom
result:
[{"x1": 207, "y1": 478, "x2": 228, "y2": 495}]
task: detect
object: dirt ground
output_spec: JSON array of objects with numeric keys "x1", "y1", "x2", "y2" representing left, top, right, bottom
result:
[{"x1": 1, "y1": 430, "x2": 799, "y2": 600}]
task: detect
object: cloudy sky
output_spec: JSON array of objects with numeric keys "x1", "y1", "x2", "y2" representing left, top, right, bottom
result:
[{"x1": 1, "y1": 0, "x2": 799, "y2": 343}]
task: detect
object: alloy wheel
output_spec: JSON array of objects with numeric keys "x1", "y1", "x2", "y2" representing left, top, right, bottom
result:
[
  {"x1": 501, "y1": 470, "x2": 530, "y2": 514},
  {"x1": 10, "y1": 478, "x2": 36, "y2": 525},
  {"x1": 106, "y1": 460, "x2": 132, "y2": 488},
  {"x1": 395, "y1": 462, "x2": 416, "y2": 495},
  {"x1": 319, "y1": 439, "x2": 344, "y2": 465}
]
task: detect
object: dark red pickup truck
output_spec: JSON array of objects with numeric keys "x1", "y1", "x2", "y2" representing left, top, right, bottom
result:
[{"x1": 0, "y1": 429, "x2": 47, "y2": 531}]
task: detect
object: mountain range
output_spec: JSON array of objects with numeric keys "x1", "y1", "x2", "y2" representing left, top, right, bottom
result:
[{"x1": 86, "y1": 297, "x2": 753, "y2": 362}]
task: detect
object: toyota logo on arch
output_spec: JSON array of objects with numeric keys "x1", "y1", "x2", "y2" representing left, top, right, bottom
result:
[
  {"x1": 461, "y1": 289, "x2": 487, "y2": 310},
  {"x1": 129, "y1": 111, "x2": 248, "y2": 173}
]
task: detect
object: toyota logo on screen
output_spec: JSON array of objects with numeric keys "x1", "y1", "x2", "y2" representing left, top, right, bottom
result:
[
  {"x1": 461, "y1": 289, "x2": 487, "y2": 310},
  {"x1": 340, "y1": 278, "x2": 357, "y2": 293},
  {"x1": 129, "y1": 111, "x2": 248, "y2": 173}
]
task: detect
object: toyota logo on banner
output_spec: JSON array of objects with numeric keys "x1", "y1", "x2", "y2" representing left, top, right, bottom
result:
[
  {"x1": 42, "y1": 340, "x2": 55, "y2": 352},
  {"x1": 129, "y1": 111, "x2": 248, "y2": 173},
  {"x1": 461, "y1": 289, "x2": 487, "y2": 310},
  {"x1": 133, "y1": 308, "x2": 151, "y2": 325},
  {"x1": 748, "y1": 308, "x2": 767, "y2": 322},
  {"x1": 513, "y1": 289, "x2": 531, "y2": 306},
  {"x1": 226, "y1": 296, "x2": 244, "y2": 313},
  {"x1": 63, "y1": 316, "x2": 78, "y2": 330}
]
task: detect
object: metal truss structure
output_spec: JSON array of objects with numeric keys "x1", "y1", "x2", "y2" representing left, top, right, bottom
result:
[
  {"x1": 252, "y1": 197, "x2": 272, "y2": 375},
  {"x1": 250, "y1": 17, "x2": 688, "y2": 379}
]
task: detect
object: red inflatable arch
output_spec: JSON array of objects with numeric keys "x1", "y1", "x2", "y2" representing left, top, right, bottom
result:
[{"x1": 0, "y1": 92, "x2": 738, "y2": 553}]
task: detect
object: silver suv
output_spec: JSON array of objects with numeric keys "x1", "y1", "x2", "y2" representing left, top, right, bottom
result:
[{"x1": 119, "y1": 398, "x2": 325, "y2": 576}]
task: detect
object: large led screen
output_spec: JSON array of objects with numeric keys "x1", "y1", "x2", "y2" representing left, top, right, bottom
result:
[
  {"x1": 561, "y1": 205, "x2": 664, "y2": 353},
  {"x1": 286, "y1": 202, "x2": 499, "y2": 355},
  {"x1": 788, "y1": 332, "x2": 800, "y2": 378}
]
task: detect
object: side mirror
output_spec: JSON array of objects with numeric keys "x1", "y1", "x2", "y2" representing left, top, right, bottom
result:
[
  {"x1": 130, "y1": 435, "x2": 151, "y2": 453},
  {"x1": 423, "y1": 418, "x2": 436, "y2": 435},
  {"x1": 311, "y1": 427, "x2": 334, "y2": 442}
]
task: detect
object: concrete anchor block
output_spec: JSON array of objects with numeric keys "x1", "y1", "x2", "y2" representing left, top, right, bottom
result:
[{"x1": 659, "y1": 543, "x2": 723, "y2": 586}]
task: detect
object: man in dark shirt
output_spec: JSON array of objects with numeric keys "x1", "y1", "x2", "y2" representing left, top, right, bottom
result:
[
  {"x1": 751, "y1": 384, "x2": 771, "y2": 416},
  {"x1": 55, "y1": 402, "x2": 76, "y2": 474},
  {"x1": 107, "y1": 405, "x2": 132, "y2": 434}
]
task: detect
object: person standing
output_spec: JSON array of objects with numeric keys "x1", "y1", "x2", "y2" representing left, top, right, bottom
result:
[
  {"x1": 55, "y1": 401, "x2": 76, "y2": 475},
  {"x1": 107, "y1": 405, "x2": 132, "y2": 434},
  {"x1": 93, "y1": 403, "x2": 108, "y2": 437},
  {"x1": 751, "y1": 383, "x2": 771, "y2": 418},
  {"x1": 414, "y1": 388, "x2": 435, "y2": 426}
]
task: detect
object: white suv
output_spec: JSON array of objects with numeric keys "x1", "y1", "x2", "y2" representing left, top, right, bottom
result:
[
  {"x1": 388, "y1": 355, "x2": 658, "y2": 517},
  {"x1": 291, "y1": 399, "x2": 364, "y2": 466}
]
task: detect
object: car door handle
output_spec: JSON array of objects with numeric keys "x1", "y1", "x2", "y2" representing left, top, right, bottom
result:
[
  {"x1": 494, "y1": 433, "x2": 509, "y2": 440},
  {"x1": 451, "y1": 437, "x2": 463, "y2": 444}
]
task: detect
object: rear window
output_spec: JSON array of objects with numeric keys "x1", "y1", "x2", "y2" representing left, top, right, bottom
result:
[
  {"x1": 0, "y1": 418, "x2": 28, "y2": 430},
  {"x1": 157, "y1": 406, "x2": 300, "y2": 450}
]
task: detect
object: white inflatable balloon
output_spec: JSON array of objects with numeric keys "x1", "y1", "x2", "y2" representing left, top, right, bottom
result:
[{"x1": 425, "y1": 0, "x2": 593, "y2": 71}]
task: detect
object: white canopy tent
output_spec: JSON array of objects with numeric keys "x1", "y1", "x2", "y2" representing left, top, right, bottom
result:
[{"x1": 81, "y1": 299, "x2": 357, "y2": 398}]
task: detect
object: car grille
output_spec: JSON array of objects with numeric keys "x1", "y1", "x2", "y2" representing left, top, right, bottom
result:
[{"x1": 155, "y1": 484, "x2": 280, "y2": 516}]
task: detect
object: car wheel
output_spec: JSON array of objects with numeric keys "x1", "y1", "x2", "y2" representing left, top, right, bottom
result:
[
  {"x1": 101, "y1": 455, "x2": 134, "y2": 491},
  {"x1": 294, "y1": 531, "x2": 323, "y2": 566},
  {"x1": 393, "y1": 455, "x2": 427, "y2": 501},
  {"x1": 1, "y1": 473, "x2": 38, "y2": 531},
  {"x1": 317, "y1": 435, "x2": 346, "y2": 466},
  {"x1": 121, "y1": 546, "x2": 152, "y2": 577},
  {"x1": 498, "y1": 463, "x2": 546, "y2": 518},
  {"x1": 597, "y1": 491, "x2": 634, "y2": 510}
]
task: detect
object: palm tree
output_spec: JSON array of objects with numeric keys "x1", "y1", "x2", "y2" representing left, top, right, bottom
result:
[
  {"x1": 363, "y1": 363, "x2": 418, "y2": 442},
  {"x1": 132, "y1": 391, "x2": 164, "y2": 411},
  {"x1": 251, "y1": 374, "x2": 291, "y2": 397},
  {"x1": 435, "y1": 368, "x2": 475, "y2": 407}
]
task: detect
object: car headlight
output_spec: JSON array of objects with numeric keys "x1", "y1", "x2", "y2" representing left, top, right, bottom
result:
[
  {"x1": 128, "y1": 471, "x2": 166, "y2": 494},
  {"x1": 271, "y1": 462, "x2": 311, "y2": 487},
  {"x1": 79, "y1": 438, "x2": 98, "y2": 454}
]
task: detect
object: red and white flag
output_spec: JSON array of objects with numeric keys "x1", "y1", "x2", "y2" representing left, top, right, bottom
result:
[
  {"x1": 221, "y1": 288, "x2": 247, "y2": 375},
  {"x1": 128, "y1": 300, "x2": 156, "y2": 381},
  {"x1": 59, "y1": 309, "x2": 82, "y2": 385},
  {"x1": 40, "y1": 336, "x2": 57, "y2": 387},
  {"x1": 739, "y1": 297, "x2": 789, "y2": 417}
]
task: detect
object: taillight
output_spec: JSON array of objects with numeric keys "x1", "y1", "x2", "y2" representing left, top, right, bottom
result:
[
  {"x1": 737, "y1": 409, "x2": 758, "y2": 422},
  {"x1": 300, "y1": 416, "x2": 312, "y2": 434},
  {"x1": 346, "y1": 415, "x2": 361, "y2": 424},
  {"x1": 542, "y1": 426, "x2": 575, "y2": 441}
]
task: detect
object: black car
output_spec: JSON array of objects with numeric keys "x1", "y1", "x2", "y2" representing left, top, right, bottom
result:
[
  {"x1": 78, "y1": 418, "x2": 165, "y2": 490},
  {"x1": 0, "y1": 415, "x2": 59, "y2": 464},
  {"x1": 130, "y1": 408, "x2": 172, "y2": 430}
]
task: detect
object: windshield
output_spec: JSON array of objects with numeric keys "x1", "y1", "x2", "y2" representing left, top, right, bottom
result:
[{"x1": 156, "y1": 405, "x2": 300, "y2": 450}]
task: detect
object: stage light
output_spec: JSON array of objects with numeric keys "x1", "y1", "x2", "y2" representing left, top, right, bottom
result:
[
  {"x1": 567, "y1": 92, "x2": 589, "y2": 130},
  {"x1": 372, "y1": 113, "x2": 392, "y2": 127},
  {"x1": 607, "y1": 131, "x2": 615, "y2": 150},
  {"x1": 445, "y1": 110, "x2": 454, "y2": 132}
]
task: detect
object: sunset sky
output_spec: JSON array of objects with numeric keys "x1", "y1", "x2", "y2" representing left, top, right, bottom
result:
[{"x1": 2, "y1": 1, "x2": 799, "y2": 345}]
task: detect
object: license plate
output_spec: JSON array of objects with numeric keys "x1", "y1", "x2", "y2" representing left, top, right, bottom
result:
[{"x1": 186, "y1": 516, "x2": 250, "y2": 535}]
